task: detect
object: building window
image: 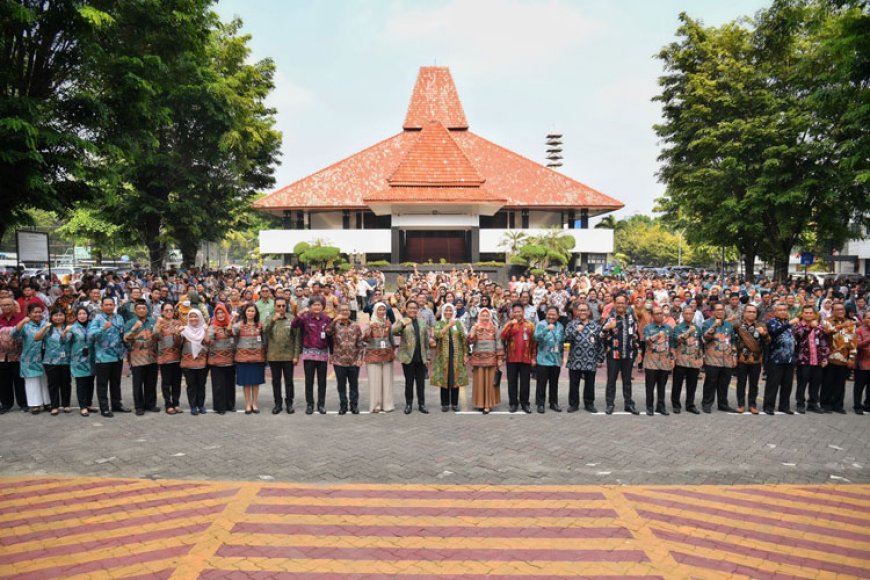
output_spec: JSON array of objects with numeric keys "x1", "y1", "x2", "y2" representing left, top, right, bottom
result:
[
  {"x1": 521, "y1": 209, "x2": 529, "y2": 229},
  {"x1": 479, "y1": 210, "x2": 509, "y2": 229},
  {"x1": 282, "y1": 210, "x2": 293, "y2": 229},
  {"x1": 342, "y1": 210, "x2": 350, "y2": 229},
  {"x1": 362, "y1": 211, "x2": 391, "y2": 229},
  {"x1": 580, "y1": 208, "x2": 589, "y2": 229}
]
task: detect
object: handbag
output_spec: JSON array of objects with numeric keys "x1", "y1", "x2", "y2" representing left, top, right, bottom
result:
[{"x1": 493, "y1": 369, "x2": 502, "y2": 390}]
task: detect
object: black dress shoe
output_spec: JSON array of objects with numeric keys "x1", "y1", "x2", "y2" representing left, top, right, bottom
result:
[
  {"x1": 351, "y1": 404, "x2": 359, "y2": 414},
  {"x1": 404, "y1": 404, "x2": 412, "y2": 414},
  {"x1": 764, "y1": 408, "x2": 775, "y2": 415},
  {"x1": 808, "y1": 404, "x2": 824, "y2": 414},
  {"x1": 779, "y1": 408, "x2": 794, "y2": 415},
  {"x1": 191, "y1": 408, "x2": 199, "y2": 416},
  {"x1": 646, "y1": 407, "x2": 654, "y2": 416},
  {"x1": 216, "y1": 410, "x2": 225, "y2": 415},
  {"x1": 549, "y1": 403, "x2": 562, "y2": 412},
  {"x1": 305, "y1": 404, "x2": 314, "y2": 415},
  {"x1": 833, "y1": 408, "x2": 847, "y2": 414},
  {"x1": 796, "y1": 405, "x2": 806, "y2": 414},
  {"x1": 567, "y1": 405, "x2": 579, "y2": 413},
  {"x1": 626, "y1": 405, "x2": 639, "y2": 415},
  {"x1": 687, "y1": 406, "x2": 700, "y2": 414},
  {"x1": 441, "y1": 405, "x2": 449, "y2": 412},
  {"x1": 0, "y1": 406, "x2": 8, "y2": 415},
  {"x1": 419, "y1": 404, "x2": 429, "y2": 414},
  {"x1": 521, "y1": 403, "x2": 532, "y2": 414},
  {"x1": 585, "y1": 405, "x2": 598, "y2": 414},
  {"x1": 719, "y1": 406, "x2": 738, "y2": 413},
  {"x1": 339, "y1": 406, "x2": 347, "y2": 415},
  {"x1": 656, "y1": 406, "x2": 670, "y2": 416},
  {"x1": 672, "y1": 407, "x2": 681, "y2": 414},
  {"x1": 536, "y1": 405, "x2": 545, "y2": 413},
  {"x1": 450, "y1": 405, "x2": 458, "y2": 412},
  {"x1": 605, "y1": 405, "x2": 614, "y2": 415},
  {"x1": 147, "y1": 406, "x2": 161, "y2": 413},
  {"x1": 272, "y1": 405, "x2": 282, "y2": 415},
  {"x1": 135, "y1": 409, "x2": 145, "y2": 416},
  {"x1": 509, "y1": 404, "x2": 518, "y2": 413},
  {"x1": 701, "y1": 406, "x2": 712, "y2": 414},
  {"x1": 856, "y1": 408, "x2": 865, "y2": 415},
  {"x1": 100, "y1": 410, "x2": 114, "y2": 418},
  {"x1": 113, "y1": 405, "x2": 132, "y2": 413},
  {"x1": 317, "y1": 404, "x2": 326, "y2": 414}
]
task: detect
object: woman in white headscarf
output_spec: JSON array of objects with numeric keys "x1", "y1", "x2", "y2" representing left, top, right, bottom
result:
[
  {"x1": 179, "y1": 309, "x2": 208, "y2": 415},
  {"x1": 362, "y1": 302, "x2": 394, "y2": 412}
]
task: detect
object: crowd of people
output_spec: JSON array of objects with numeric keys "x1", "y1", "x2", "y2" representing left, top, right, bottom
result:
[{"x1": 0, "y1": 265, "x2": 868, "y2": 418}]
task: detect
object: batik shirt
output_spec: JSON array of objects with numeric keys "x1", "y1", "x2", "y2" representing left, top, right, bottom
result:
[
  {"x1": 642, "y1": 322, "x2": 674, "y2": 371},
  {"x1": 701, "y1": 318, "x2": 736, "y2": 368},
  {"x1": 328, "y1": 320, "x2": 364, "y2": 367},
  {"x1": 824, "y1": 318, "x2": 858, "y2": 367},
  {"x1": 124, "y1": 316, "x2": 157, "y2": 367},
  {"x1": 68, "y1": 323, "x2": 94, "y2": 378},
  {"x1": 766, "y1": 318, "x2": 796, "y2": 365},
  {"x1": 87, "y1": 313, "x2": 126, "y2": 363},
  {"x1": 601, "y1": 311, "x2": 639, "y2": 361},
  {"x1": 565, "y1": 320, "x2": 603, "y2": 372},
  {"x1": 42, "y1": 326, "x2": 71, "y2": 366},
  {"x1": 793, "y1": 321, "x2": 829, "y2": 367},
  {"x1": 534, "y1": 320, "x2": 564, "y2": 367},
  {"x1": 671, "y1": 321, "x2": 704, "y2": 369},
  {"x1": 13, "y1": 320, "x2": 47, "y2": 378}
]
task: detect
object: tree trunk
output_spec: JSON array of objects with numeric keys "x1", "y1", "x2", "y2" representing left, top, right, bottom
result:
[
  {"x1": 179, "y1": 240, "x2": 198, "y2": 269},
  {"x1": 773, "y1": 254, "x2": 790, "y2": 282},
  {"x1": 742, "y1": 253, "x2": 755, "y2": 282},
  {"x1": 144, "y1": 215, "x2": 165, "y2": 270}
]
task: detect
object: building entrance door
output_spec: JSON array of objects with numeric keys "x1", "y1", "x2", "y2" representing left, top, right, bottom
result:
[{"x1": 403, "y1": 231, "x2": 468, "y2": 263}]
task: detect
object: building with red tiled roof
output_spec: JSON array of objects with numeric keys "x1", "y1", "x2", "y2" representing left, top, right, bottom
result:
[{"x1": 256, "y1": 66, "x2": 623, "y2": 266}]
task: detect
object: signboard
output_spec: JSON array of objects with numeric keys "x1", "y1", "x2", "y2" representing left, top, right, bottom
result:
[
  {"x1": 799, "y1": 252, "x2": 814, "y2": 266},
  {"x1": 16, "y1": 231, "x2": 49, "y2": 263}
]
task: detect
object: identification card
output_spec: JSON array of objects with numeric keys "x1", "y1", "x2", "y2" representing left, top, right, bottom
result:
[
  {"x1": 380, "y1": 340, "x2": 387, "y2": 349},
  {"x1": 523, "y1": 332, "x2": 528, "y2": 341},
  {"x1": 320, "y1": 331, "x2": 326, "y2": 340},
  {"x1": 256, "y1": 335, "x2": 262, "y2": 342}
]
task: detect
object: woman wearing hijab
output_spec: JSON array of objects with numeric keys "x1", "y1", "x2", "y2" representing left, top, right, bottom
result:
[
  {"x1": 468, "y1": 307, "x2": 504, "y2": 414},
  {"x1": 12, "y1": 303, "x2": 50, "y2": 414},
  {"x1": 234, "y1": 303, "x2": 265, "y2": 414},
  {"x1": 205, "y1": 303, "x2": 236, "y2": 414},
  {"x1": 179, "y1": 309, "x2": 208, "y2": 415},
  {"x1": 69, "y1": 306, "x2": 97, "y2": 416},
  {"x1": 362, "y1": 302, "x2": 395, "y2": 413},
  {"x1": 432, "y1": 303, "x2": 468, "y2": 412},
  {"x1": 42, "y1": 306, "x2": 73, "y2": 415},
  {"x1": 176, "y1": 290, "x2": 209, "y2": 326},
  {"x1": 154, "y1": 303, "x2": 183, "y2": 414}
]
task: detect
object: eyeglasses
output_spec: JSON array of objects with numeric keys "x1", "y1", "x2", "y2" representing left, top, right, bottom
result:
[{"x1": 275, "y1": 305, "x2": 286, "y2": 308}]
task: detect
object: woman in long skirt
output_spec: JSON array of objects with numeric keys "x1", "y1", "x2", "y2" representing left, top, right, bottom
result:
[
  {"x1": 468, "y1": 307, "x2": 504, "y2": 414},
  {"x1": 362, "y1": 302, "x2": 394, "y2": 412},
  {"x1": 432, "y1": 303, "x2": 468, "y2": 412}
]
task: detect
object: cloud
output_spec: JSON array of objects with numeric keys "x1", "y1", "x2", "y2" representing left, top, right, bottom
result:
[
  {"x1": 384, "y1": 0, "x2": 602, "y2": 73},
  {"x1": 266, "y1": 70, "x2": 315, "y2": 115}
]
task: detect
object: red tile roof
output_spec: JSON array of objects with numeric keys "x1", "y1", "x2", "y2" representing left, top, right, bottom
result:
[
  {"x1": 364, "y1": 186, "x2": 505, "y2": 204},
  {"x1": 388, "y1": 121, "x2": 483, "y2": 187},
  {"x1": 254, "y1": 67, "x2": 624, "y2": 213},
  {"x1": 402, "y1": 67, "x2": 468, "y2": 130}
]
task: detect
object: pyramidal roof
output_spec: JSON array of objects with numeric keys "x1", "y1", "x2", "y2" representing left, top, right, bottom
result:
[
  {"x1": 255, "y1": 66, "x2": 624, "y2": 213},
  {"x1": 402, "y1": 67, "x2": 468, "y2": 130},
  {"x1": 388, "y1": 121, "x2": 483, "y2": 187}
]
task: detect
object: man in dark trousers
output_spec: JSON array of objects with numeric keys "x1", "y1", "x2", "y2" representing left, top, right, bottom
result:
[{"x1": 601, "y1": 294, "x2": 639, "y2": 415}]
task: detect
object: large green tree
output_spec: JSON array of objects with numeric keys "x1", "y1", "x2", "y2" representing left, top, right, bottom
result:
[
  {"x1": 0, "y1": 1, "x2": 105, "y2": 241},
  {"x1": 90, "y1": 0, "x2": 280, "y2": 268},
  {"x1": 654, "y1": 0, "x2": 869, "y2": 280}
]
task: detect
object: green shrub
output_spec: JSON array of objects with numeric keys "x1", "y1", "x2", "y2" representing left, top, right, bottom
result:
[
  {"x1": 474, "y1": 261, "x2": 505, "y2": 267},
  {"x1": 529, "y1": 268, "x2": 546, "y2": 277},
  {"x1": 367, "y1": 260, "x2": 390, "y2": 267},
  {"x1": 400, "y1": 261, "x2": 417, "y2": 267}
]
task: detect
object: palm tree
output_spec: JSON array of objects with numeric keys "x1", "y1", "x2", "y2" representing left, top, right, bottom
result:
[
  {"x1": 595, "y1": 215, "x2": 618, "y2": 229},
  {"x1": 498, "y1": 230, "x2": 527, "y2": 256}
]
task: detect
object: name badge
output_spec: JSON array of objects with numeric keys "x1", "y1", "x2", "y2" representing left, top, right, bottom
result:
[
  {"x1": 256, "y1": 335, "x2": 262, "y2": 342},
  {"x1": 523, "y1": 332, "x2": 528, "y2": 341},
  {"x1": 380, "y1": 340, "x2": 387, "y2": 349},
  {"x1": 59, "y1": 350, "x2": 66, "y2": 359},
  {"x1": 320, "y1": 331, "x2": 326, "y2": 340}
]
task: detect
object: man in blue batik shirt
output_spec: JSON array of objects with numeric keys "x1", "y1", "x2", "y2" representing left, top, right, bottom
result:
[{"x1": 87, "y1": 297, "x2": 130, "y2": 417}]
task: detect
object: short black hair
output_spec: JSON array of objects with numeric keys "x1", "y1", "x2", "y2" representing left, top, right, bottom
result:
[{"x1": 101, "y1": 296, "x2": 115, "y2": 305}]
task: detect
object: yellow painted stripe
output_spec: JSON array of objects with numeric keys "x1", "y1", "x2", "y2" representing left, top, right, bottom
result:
[
  {"x1": 238, "y1": 513, "x2": 623, "y2": 527},
  {"x1": 251, "y1": 496, "x2": 608, "y2": 508}
]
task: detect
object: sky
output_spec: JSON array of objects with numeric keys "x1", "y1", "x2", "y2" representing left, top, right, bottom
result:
[{"x1": 215, "y1": 0, "x2": 770, "y2": 223}]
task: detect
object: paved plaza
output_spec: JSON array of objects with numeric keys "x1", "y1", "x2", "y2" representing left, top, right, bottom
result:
[
  {"x1": 1, "y1": 370, "x2": 868, "y2": 579},
  {"x1": 0, "y1": 476, "x2": 868, "y2": 579}
]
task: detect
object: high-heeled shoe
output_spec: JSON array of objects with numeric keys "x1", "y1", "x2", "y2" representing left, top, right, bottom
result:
[{"x1": 245, "y1": 407, "x2": 253, "y2": 415}]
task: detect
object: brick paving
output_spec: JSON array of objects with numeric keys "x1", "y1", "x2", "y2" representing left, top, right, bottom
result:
[{"x1": 0, "y1": 476, "x2": 868, "y2": 579}]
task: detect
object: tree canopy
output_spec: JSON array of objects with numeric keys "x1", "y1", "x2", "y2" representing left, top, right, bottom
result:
[{"x1": 654, "y1": 0, "x2": 869, "y2": 280}]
